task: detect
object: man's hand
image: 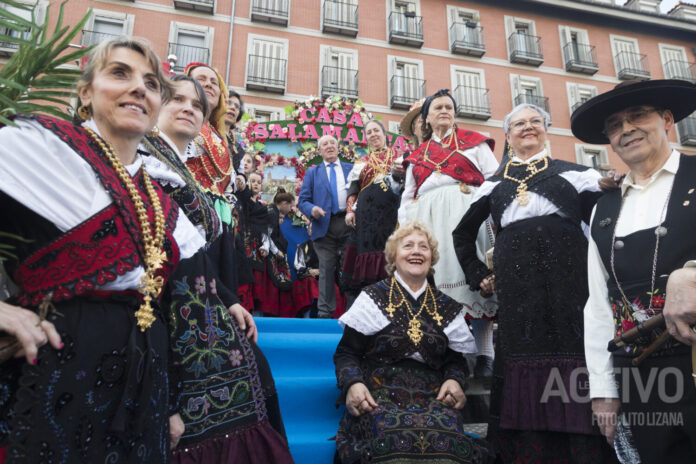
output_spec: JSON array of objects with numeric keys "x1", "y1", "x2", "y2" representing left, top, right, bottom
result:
[
  {"x1": 227, "y1": 303, "x2": 258, "y2": 343},
  {"x1": 311, "y1": 206, "x2": 326, "y2": 219},
  {"x1": 592, "y1": 397, "x2": 620, "y2": 444},
  {"x1": 664, "y1": 267, "x2": 696, "y2": 345},
  {"x1": 437, "y1": 379, "x2": 467, "y2": 409},
  {"x1": 346, "y1": 382, "x2": 378, "y2": 416}
]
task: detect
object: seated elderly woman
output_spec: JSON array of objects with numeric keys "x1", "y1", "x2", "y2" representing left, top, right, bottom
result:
[{"x1": 333, "y1": 220, "x2": 492, "y2": 464}]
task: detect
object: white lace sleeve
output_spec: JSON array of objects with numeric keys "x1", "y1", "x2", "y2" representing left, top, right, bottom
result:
[
  {"x1": 338, "y1": 291, "x2": 390, "y2": 335},
  {"x1": 140, "y1": 151, "x2": 186, "y2": 189},
  {"x1": 443, "y1": 312, "x2": 478, "y2": 355}
]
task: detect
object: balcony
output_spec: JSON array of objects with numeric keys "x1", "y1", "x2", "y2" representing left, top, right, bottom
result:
[
  {"x1": 664, "y1": 60, "x2": 696, "y2": 83},
  {"x1": 388, "y1": 11, "x2": 423, "y2": 48},
  {"x1": 174, "y1": 0, "x2": 213, "y2": 14},
  {"x1": 514, "y1": 94, "x2": 550, "y2": 114},
  {"x1": 677, "y1": 114, "x2": 696, "y2": 146},
  {"x1": 81, "y1": 29, "x2": 120, "y2": 48},
  {"x1": 563, "y1": 42, "x2": 599, "y2": 75},
  {"x1": 251, "y1": 0, "x2": 289, "y2": 26},
  {"x1": 322, "y1": 0, "x2": 358, "y2": 37},
  {"x1": 450, "y1": 22, "x2": 485, "y2": 57},
  {"x1": 615, "y1": 50, "x2": 650, "y2": 80},
  {"x1": 0, "y1": 26, "x2": 22, "y2": 57},
  {"x1": 390, "y1": 75, "x2": 425, "y2": 109},
  {"x1": 246, "y1": 55, "x2": 287, "y2": 93},
  {"x1": 453, "y1": 85, "x2": 491, "y2": 120},
  {"x1": 321, "y1": 66, "x2": 358, "y2": 98},
  {"x1": 508, "y1": 32, "x2": 543, "y2": 66},
  {"x1": 167, "y1": 43, "x2": 209, "y2": 73}
]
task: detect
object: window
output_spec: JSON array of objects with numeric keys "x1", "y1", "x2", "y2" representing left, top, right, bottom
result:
[
  {"x1": 246, "y1": 105, "x2": 284, "y2": 122},
  {"x1": 250, "y1": 0, "x2": 290, "y2": 26},
  {"x1": 168, "y1": 22, "x2": 213, "y2": 72},
  {"x1": 320, "y1": 45, "x2": 358, "y2": 98},
  {"x1": 659, "y1": 44, "x2": 695, "y2": 83},
  {"x1": 246, "y1": 35, "x2": 288, "y2": 93},
  {"x1": 388, "y1": 121, "x2": 401, "y2": 134},
  {"x1": 575, "y1": 145, "x2": 610, "y2": 175},
  {"x1": 567, "y1": 83, "x2": 597, "y2": 116},
  {"x1": 510, "y1": 74, "x2": 549, "y2": 114},
  {"x1": 504, "y1": 16, "x2": 542, "y2": 65},
  {"x1": 388, "y1": 0, "x2": 423, "y2": 47},
  {"x1": 322, "y1": 0, "x2": 358, "y2": 36},
  {"x1": 82, "y1": 10, "x2": 133, "y2": 47},
  {"x1": 610, "y1": 35, "x2": 650, "y2": 80},
  {"x1": 451, "y1": 67, "x2": 490, "y2": 119},
  {"x1": 447, "y1": 5, "x2": 484, "y2": 56},
  {"x1": 559, "y1": 25, "x2": 598, "y2": 74},
  {"x1": 389, "y1": 56, "x2": 424, "y2": 109},
  {"x1": 0, "y1": 1, "x2": 42, "y2": 54}
]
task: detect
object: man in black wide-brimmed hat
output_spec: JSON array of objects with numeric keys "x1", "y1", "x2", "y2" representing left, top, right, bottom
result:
[{"x1": 572, "y1": 79, "x2": 696, "y2": 463}]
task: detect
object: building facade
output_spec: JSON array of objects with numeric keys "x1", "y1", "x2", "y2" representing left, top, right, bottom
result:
[{"x1": 2, "y1": 0, "x2": 695, "y2": 168}]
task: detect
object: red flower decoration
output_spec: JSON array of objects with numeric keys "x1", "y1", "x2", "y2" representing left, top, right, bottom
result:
[{"x1": 651, "y1": 294, "x2": 665, "y2": 308}]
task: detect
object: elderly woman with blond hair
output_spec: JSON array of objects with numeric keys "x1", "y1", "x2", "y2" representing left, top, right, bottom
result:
[{"x1": 333, "y1": 220, "x2": 493, "y2": 464}]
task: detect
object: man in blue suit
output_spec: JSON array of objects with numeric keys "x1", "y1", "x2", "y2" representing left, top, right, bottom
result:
[{"x1": 298, "y1": 135, "x2": 353, "y2": 318}]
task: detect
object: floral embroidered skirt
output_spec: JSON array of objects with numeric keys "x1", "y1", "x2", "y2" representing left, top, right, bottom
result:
[{"x1": 335, "y1": 359, "x2": 493, "y2": 464}]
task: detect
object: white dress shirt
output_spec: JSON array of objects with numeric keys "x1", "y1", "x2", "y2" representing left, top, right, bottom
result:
[
  {"x1": 584, "y1": 149, "x2": 680, "y2": 399},
  {"x1": 324, "y1": 159, "x2": 348, "y2": 212}
]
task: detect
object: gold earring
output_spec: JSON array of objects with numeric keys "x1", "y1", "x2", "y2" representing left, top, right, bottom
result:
[
  {"x1": 506, "y1": 140, "x2": 515, "y2": 159},
  {"x1": 77, "y1": 105, "x2": 92, "y2": 121},
  {"x1": 149, "y1": 126, "x2": 160, "y2": 137}
]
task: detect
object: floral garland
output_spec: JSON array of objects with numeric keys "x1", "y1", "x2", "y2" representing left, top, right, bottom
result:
[{"x1": 237, "y1": 95, "x2": 374, "y2": 199}]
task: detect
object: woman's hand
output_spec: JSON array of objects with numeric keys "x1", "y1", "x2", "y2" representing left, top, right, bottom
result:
[
  {"x1": 480, "y1": 274, "x2": 495, "y2": 297},
  {"x1": 234, "y1": 175, "x2": 246, "y2": 192},
  {"x1": 346, "y1": 382, "x2": 378, "y2": 416},
  {"x1": 259, "y1": 249, "x2": 268, "y2": 258},
  {"x1": 0, "y1": 301, "x2": 62, "y2": 364},
  {"x1": 345, "y1": 212, "x2": 356, "y2": 227},
  {"x1": 227, "y1": 303, "x2": 258, "y2": 343},
  {"x1": 169, "y1": 413, "x2": 185, "y2": 449},
  {"x1": 390, "y1": 161, "x2": 405, "y2": 178},
  {"x1": 437, "y1": 379, "x2": 467, "y2": 409},
  {"x1": 592, "y1": 398, "x2": 620, "y2": 444},
  {"x1": 308, "y1": 269, "x2": 320, "y2": 278}
]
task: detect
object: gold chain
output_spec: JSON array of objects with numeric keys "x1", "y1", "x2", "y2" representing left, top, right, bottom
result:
[
  {"x1": 203, "y1": 129, "x2": 232, "y2": 178},
  {"x1": 422, "y1": 132, "x2": 459, "y2": 174},
  {"x1": 385, "y1": 277, "x2": 442, "y2": 345},
  {"x1": 502, "y1": 156, "x2": 549, "y2": 206},
  {"x1": 85, "y1": 127, "x2": 167, "y2": 331}
]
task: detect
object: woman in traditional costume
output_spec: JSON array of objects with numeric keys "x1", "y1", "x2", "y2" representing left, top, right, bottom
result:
[
  {"x1": 334, "y1": 221, "x2": 493, "y2": 463},
  {"x1": 398, "y1": 89, "x2": 498, "y2": 378},
  {"x1": 452, "y1": 104, "x2": 615, "y2": 463},
  {"x1": 224, "y1": 90, "x2": 245, "y2": 174},
  {"x1": 139, "y1": 75, "x2": 294, "y2": 463},
  {"x1": 341, "y1": 120, "x2": 401, "y2": 294},
  {"x1": 0, "y1": 37, "x2": 255, "y2": 462}
]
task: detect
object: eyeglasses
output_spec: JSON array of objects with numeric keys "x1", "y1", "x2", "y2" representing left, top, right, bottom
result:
[
  {"x1": 603, "y1": 107, "x2": 659, "y2": 137},
  {"x1": 510, "y1": 117, "x2": 545, "y2": 131}
]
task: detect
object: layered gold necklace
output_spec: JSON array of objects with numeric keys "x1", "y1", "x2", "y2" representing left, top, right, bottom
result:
[
  {"x1": 502, "y1": 155, "x2": 549, "y2": 206},
  {"x1": 386, "y1": 277, "x2": 442, "y2": 345},
  {"x1": 422, "y1": 131, "x2": 458, "y2": 175},
  {"x1": 85, "y1": 127, "x2": 167, "y2": 331}
]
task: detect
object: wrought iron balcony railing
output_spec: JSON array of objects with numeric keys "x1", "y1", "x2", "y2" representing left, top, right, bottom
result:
[
  {"x1": 388, "y1": 11, "x2": 423, "y2": 47},
  {"x1": 0, "y1": 25, "x2": 23, "y2": 55},
  {"x1": 513, "y1": 93, "x2": 550, "y2": 114},
  {"x1": 390, "y1": 75, "x2": 425, "y2": 109},
  {"x1": 677, "y1": 114, "x2": 696, "y2": 146},
  {"x1": 615, "y1": 50, "x2": 650, "y2": 80},
  {"x1": 453, "y1": 85, "x2": 491, "y2": 120},
  {"x1": 251, "y1": 0, "x2": 289, "y2": 26},
  {"x1": 173, "y1": 0, "x2": 214, "y2": 14},
  {"x1": 322, "y1": 0, "x2": 358, "y2": 37},
  {"x1": 508, "y1": 32, "x2": 543, "y2": 66},
  {"x1": 563, "y1": 42, "x2": 598, "y2": 74},
  {"x1": 81, "y1": 29, "x2": 121, "y2": 48},
  {"x1": 167, "y1": 42, "x2": 210, "y2": 72},
  {"x1": 321, "y1": 66, "x2": 358, "y2": 98},
  {"x1": 246, "y1": 54, "x2": 287, "y2": 93},
  {"x1": 664, "y1": 59, "x2": 696, "y2": 83},
  {"x1": 450, "y1": 23, "x2": 485, "y2": 57}
]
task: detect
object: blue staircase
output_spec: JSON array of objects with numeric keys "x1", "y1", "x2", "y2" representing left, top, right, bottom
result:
[{"x1": 256, "y1": 318, "x2": 344, "y2": 464}]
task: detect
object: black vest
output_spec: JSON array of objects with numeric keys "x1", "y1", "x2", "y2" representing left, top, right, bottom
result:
[{"x1": 591, "y1": 153, "x2": 696, "y2": 356}]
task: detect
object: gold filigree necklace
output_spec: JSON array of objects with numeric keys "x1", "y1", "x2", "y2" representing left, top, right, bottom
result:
[
  {"x1": 386, "y1": 277, "x2": 442, "y2": 345},
  {"x1": 85, "y1": 127, "x2": 167, "y2": 331},
  {"x1": 503, "y1": 155, "x2": 549, "y2": 206},
  {"x1": 422, "y1": 131, "x2": 459, "y2": 175}
]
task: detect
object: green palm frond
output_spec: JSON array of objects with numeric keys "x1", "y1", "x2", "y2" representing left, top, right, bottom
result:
[{"x1": 0, "y1": 1, "x2": 93, "y2": 126}]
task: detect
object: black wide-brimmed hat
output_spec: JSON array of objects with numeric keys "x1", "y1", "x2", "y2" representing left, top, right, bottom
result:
[{"x1": 570, "y1": 79, "x2": 696, "y2": 144}]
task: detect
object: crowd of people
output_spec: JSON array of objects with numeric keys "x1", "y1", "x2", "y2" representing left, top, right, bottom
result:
[{"x1": 0, "y1": 34, "x2": 695, "y2": 464}]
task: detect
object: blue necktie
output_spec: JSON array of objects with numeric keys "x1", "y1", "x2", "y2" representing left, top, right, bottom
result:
[{"x1": 329, "y1": 162, "x2": 339, "y2": 214}]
